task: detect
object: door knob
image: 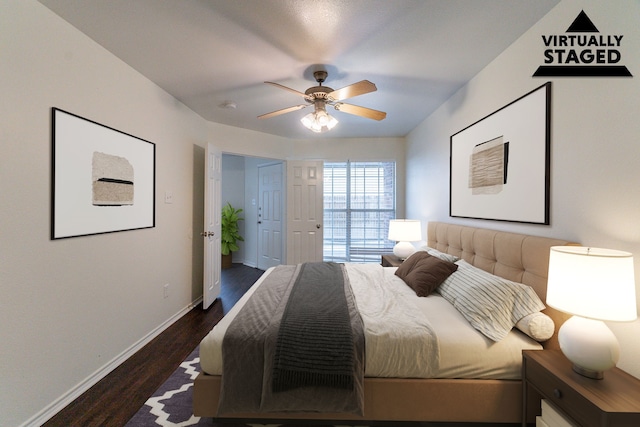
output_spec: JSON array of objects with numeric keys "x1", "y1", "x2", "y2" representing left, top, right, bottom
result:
[{"x1": 316, "y1": 224, "x2": 322, "y2": 229}]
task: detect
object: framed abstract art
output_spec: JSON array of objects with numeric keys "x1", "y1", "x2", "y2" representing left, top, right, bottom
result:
[
  {"x1": 51, "y1": 108, "x2": 155, "y2": 239},
  {"x1": 450, "y1": 82, "x2": 551, "y2": 224}
]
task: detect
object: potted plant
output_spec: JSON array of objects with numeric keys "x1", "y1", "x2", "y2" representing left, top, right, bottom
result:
[{"x1": 221, "y1": 202, "x2": 244, "y2": 269}]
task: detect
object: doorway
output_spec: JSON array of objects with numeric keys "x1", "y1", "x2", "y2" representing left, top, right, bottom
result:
[{"x1": 221, "y1": 154, "x2": 284, "y2": 268}]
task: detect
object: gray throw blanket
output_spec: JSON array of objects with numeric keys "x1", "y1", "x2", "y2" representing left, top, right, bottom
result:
[
  {"x1": 272, "y1": 262, "x2": 355, "y2": 392},
  {"x1": 218, "y1": 263, "x2": 365, "y2": 415}
]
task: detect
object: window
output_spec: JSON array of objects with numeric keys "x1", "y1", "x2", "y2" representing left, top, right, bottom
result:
[{"x1": 323, "y1": 161, "x2": 396, "y2": 263}]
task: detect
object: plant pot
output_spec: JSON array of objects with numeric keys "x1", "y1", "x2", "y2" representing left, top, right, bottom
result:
[{"x1": 221, "y1": 253, "x2": 232, "y2": 269}]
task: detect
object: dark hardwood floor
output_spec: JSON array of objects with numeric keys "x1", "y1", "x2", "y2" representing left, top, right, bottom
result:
[{"x1": 42, "y1": 264, "x2": 264, "y2": 427}]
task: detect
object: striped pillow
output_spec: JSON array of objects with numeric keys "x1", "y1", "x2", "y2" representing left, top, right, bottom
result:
[
  {"x1": 437, "y1": 260, "x2": 545, "y2": 341},
  {"x1": 417, "y1": 246, "x2": 460, "y2": 264}
]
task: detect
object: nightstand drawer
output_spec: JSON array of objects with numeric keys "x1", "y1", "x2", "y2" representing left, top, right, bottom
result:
[
  {"x1": 526, "y1": 357, "x2": 598, "y2": 427},
  {"x1": 523, "y1": 350, "x2": 640, "y2": 427}
]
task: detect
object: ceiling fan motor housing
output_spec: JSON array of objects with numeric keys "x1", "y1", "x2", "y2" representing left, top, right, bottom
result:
[
  {"x1": 305, "y1": 86, "x2": 334, "y2": 101},
  {"x1": 304, "y1": 70, "x2": 334, "y2": 102}
]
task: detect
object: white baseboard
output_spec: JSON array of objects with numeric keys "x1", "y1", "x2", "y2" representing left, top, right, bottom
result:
[{"x1": 20, "y1": 298, "x2": 203, "y2": 427}]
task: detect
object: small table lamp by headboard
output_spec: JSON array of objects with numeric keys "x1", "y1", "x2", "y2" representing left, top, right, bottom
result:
[
  {"x1": 388, "y1": 219, "x2": 421, "y2": 259},
  {"x1": 547, "y1": 246, "x2": 637, "y2": 379}
]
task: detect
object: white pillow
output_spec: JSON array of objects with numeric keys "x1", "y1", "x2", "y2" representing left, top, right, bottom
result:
[
  {"x1": 437, "y1": 260, "x2": 546, "y2": 342},
  {"x1": 515, "y1": 312, "x2": 555, "y2": 342}
]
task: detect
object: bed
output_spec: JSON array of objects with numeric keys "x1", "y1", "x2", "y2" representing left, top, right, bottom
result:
[{"x1": 193, "y1": 221, "x2": 576, "y2": 424}]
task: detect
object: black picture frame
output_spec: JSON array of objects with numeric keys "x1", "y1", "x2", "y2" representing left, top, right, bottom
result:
[
  {"x1": 51, "y1": 108, "x2": 156, "y2": 239},
  {"x1": 449, "y1": 82, "x2": 551, "y2": 224}
]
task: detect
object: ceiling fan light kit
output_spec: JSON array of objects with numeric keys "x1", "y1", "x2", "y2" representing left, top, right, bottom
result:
[
  {"x1": 300, "y1": 101, "x2": 338, "y2": 133},
  {"x1": 259, "y1": 70, "x2": 386, "y2": 133}
]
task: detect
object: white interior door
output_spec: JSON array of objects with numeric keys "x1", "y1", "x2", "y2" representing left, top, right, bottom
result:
[
  {"x1": 258, "y1": 163, "x2": 283, "y2": 270},
  {"x1": 203, "y1": 143, "x2": 221, "y2": 309},
  {"x1": 286, "y1": 160, "x2": 323, "y2": 264}
]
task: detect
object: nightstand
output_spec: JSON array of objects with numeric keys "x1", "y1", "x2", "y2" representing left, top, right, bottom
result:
[
  {"x1": 381, "y1": 254, "x2": 403, "y2": 267},
  {"x1": 522, "y1": 350, "x2": 640, "y2": 427}
]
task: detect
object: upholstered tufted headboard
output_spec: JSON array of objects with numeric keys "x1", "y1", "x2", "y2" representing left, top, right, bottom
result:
[{"x1": 427, "y1": 221, "x2": 578, "y2": 349}]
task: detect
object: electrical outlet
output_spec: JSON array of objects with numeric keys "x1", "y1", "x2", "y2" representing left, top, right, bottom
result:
[
  {"x1": 163, "y1": 283, "x2": 169, "y2": 298},
  {"x1": 164, "y1": 191, "x2": 173, "y2": 204}
]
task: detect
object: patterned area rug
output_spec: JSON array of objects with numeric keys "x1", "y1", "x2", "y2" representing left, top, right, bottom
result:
[
  {"x1": 124, "y1": 346, "x2": 212, "y2": 427},
  {"x1": 123, "y1": 346, "x2": 344, "y2": 427}
]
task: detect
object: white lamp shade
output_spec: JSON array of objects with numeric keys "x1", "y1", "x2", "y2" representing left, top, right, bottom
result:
[
  {"x1": 547, "y1": 246, "x2": 637, "y2": 322},
  {"x1": 388, "y1": 219, "x2": 422, "y2": 242},
  {"x1": 388, "y1": 220, "x2": 422, "y2": 259}
]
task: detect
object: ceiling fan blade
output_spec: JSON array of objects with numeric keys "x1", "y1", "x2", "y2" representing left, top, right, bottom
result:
[
  {"x1": 327, "y1": 80, "x2": 377, "y2": 101},
  {"x1": 264, "y1": 81, "x2": 310, "y2": 99},
  {"x1": 334, "y1": 103, "x2": 386, "y2": 121},
  {"x1": 258, "y1": 104, "x2": 308, "y2": 119}
]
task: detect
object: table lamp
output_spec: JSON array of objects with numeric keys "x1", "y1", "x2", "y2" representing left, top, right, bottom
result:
[
  {"x1": 546, "y1": 246, "x2": 637, "y2": 379},
  {"x1": 388, "y1": 219, "x2": 421, "y2": 259}
]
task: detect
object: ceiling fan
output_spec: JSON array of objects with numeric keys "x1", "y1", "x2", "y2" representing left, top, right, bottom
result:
[{"x1": 258, "y1": 71, "x2": 386, "y2": 133}]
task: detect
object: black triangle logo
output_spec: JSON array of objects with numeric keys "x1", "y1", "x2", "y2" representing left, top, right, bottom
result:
[{"x1": 566, "y1": 10, "x2": 599, "y2": 32}]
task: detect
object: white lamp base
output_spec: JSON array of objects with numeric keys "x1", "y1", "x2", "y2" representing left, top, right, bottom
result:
[
  {"x1": 393, "y1": 241, "x2": 416, "y2": 260},
  {"x1": 558, "y1": 316, "x2": 620, "y2": 379}
]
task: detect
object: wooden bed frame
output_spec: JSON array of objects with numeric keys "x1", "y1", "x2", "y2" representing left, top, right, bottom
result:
[{"x1": 193, "y1": 221, "x2": 576, "y2": 424}]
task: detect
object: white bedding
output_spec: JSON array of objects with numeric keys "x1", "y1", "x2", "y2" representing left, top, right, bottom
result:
[{"x1": 199, "y1": 264, "x2": 542, "y2": 380}]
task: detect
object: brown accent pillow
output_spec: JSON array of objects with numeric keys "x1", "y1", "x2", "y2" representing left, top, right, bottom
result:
[
  {"x1": 394, "y1": 251, "x2": 430, "y2": 278},
  {"x1": 395, "y1": 252, "x2": 458, "y2": 297}
]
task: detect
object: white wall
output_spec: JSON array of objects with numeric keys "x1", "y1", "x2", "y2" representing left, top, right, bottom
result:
[
  {"x1": 0, "y1": 3, "x2": 407, "y2": 426},
  {"x1": 0, "y1": 2, "x2": 211, "y2": 426},
  {"x1": 406, "y1": 0, "x2": 640, "y2": 378}
]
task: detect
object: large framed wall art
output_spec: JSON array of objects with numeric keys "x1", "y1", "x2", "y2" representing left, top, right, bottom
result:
[
  {"x1": 449, "y1": 82, "x2": 551, "y2": 224},
  {"x1": 51, "y1": 108, "x2": 156, "y2": 239}
]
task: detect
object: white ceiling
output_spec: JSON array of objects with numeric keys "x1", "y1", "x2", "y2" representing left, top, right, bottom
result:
[{"x1": 39, "y1": 0, "x2": 559, "y2": 140}]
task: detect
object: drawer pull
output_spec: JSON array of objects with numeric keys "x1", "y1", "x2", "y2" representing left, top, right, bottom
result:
[{"x1": 553, "y1": 388, "x2": 562, "y2": 399}]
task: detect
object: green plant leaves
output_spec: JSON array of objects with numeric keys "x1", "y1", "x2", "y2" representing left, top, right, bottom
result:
[{"x1": 221, "y1": 202, "x2": 244, "y2": 255}]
